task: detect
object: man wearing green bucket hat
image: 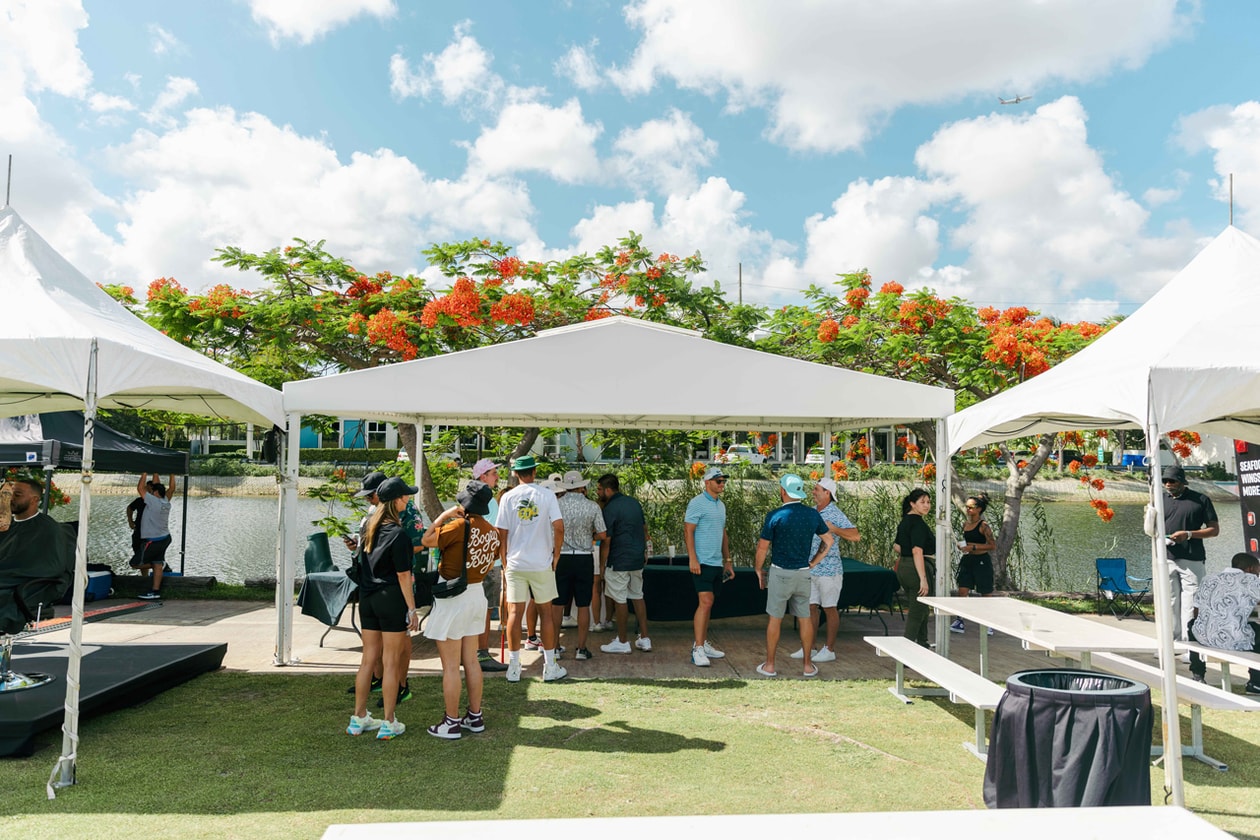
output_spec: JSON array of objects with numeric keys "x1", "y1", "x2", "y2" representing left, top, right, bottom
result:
[{"x1": 496, "y1": 454, "x2": 567, "y2": 683}]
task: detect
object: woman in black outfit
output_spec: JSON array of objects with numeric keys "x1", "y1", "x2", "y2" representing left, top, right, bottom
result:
[
  {"x1": 347, "y1": 477, "x2": 420, "y2": 740},
  {"x1": 893, "y1": 488, "x2": 935, "y2": 647},
  {"x1": 951, "y1": 492, "x2": 997, "y2": 635}
]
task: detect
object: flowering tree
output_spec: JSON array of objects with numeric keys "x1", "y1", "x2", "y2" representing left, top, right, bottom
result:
[{"x1": 758, "y1": 271, "x2": 1111, "y2": 588}]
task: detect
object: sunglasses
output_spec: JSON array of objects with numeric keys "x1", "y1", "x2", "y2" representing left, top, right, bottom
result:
[
  {"x1": 964, "y1": 504, "x2": 978, "y2": 509},
  {"x1": 711, "y1": 478, "x2": 727, "y2": 484}
]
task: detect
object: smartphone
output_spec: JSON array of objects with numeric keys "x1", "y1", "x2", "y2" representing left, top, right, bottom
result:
[{"x1": 722, "y1": 568, "x2": 735, "y2": 582}]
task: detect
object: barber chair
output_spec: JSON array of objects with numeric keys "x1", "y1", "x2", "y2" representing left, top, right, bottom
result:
[{"x1": 1, "y1": 576, "x2": 69, "y2": 692}]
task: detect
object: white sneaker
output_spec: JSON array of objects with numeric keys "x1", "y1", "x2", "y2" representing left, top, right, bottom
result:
[
  {"x1": 601, "y1": 638, "x2": 632, "y2": 654},
  {"x1": 949, "y1": 618, "x2": 965, "y2": 634},
  {"x1": 701, "y1": 640, "x2": 725, "y2": 659},
  {"x1": 987, "y1": 627, "x2": 994, "y2": 636},
  {"x1": 635, "y1": 636, "x2": 653, "y2": 652},
  {"x1": 346, "y1": 713, "x2": 382, "y2": 736},
  {"x1": 543, "y1": 662, "x2": 569, "y2": 682},
  {"x1": 789, "y1": 648, "x2": 805, "y2": 660},
  {"x1": 561, "y1": 616, "x2": 578, "y2": 628},
  {"x1": 691, "y1": 645, "x2": 711, "y2": 667},
  {"x1": 813, "y1": 647, "x2": 836, "y2": 663},
  {"x1": 506, "y1": 659, "x2": 522, "y2": 682}
]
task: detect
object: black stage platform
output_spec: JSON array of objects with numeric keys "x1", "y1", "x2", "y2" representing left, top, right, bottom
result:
[{"x1": 0, "y1": 641, "x2": 227, "y2": 757}]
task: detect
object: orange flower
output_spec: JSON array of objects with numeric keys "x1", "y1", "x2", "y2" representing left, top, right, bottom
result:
[
  {"x1": 817, "y1": 318, "x2": 839, "y2": 342},
  {"x1": 1081, "y1": 453, "x2": 1099, "y2": 468},
  {"x1": 809, "y1": 471, "x2": 822, "y2": 480},
  {"x1": 690, "y1": 461, "x2": 706, "y2": 478}
]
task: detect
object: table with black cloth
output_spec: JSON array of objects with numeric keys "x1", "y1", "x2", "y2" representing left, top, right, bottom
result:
[
  {"x1": 297, "y1": 571, "x2": 359, "y2": 645},
  {"x1": 640, "y1": 556, "x2": 899, "y2": 623}
]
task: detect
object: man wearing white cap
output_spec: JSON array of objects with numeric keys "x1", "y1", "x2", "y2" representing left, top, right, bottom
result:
[
  {"x1": 471, "y1": 459, "x2": 508, "y2": 672},
  {"x1": 684, "y1": 466, "x2": 734, "y2": 667},
  {"x1": 791, "y1": 477, "x2": 860, "y2": 664},
  {"x1": 553, "y1": 471, "x2": 607, "y2": 661}
]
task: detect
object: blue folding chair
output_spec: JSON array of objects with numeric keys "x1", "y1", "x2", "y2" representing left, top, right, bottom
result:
[{"x1": 1095, "y1": 557, "x2": 1151, "y2": 621}]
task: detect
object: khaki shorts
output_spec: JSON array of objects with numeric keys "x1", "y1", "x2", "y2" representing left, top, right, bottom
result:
[
  {"x1": 604, "y1": 569, "x2": 644, "y2": 604},
  {"x1": 809, "y1": 573, "x2": 843, "y2": 608},
  {"x1": 505, "y1": 568, "x2": 558, "y2": 604},
  {"x1": 766, "y1": 565, "x2": 811, "y2": 619}
]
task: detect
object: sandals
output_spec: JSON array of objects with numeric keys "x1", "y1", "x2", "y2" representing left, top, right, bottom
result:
[
  {"x1": 755, "y1": 662, "x2": 777, "y2": 678},
  {"x1": 802, "y1": 664, "x2": 819, "y2": 678}
]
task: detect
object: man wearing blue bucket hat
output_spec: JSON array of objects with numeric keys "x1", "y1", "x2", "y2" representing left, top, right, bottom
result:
[{"x1": 753, "y1": 474, "x2": 833, "y2": 678}]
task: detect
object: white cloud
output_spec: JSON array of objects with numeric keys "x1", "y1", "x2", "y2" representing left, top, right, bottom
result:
[
  {"x1": 1143, "y1": 187, "x2": 1181, "y2": 207},
  {"x1": 88, "y1": 92, "x2": 136, "y2": 113},
  {"x1": 609, "y1": 108, "x2": 716, "y2": 195},
  {"x1": 101, "y1": 106, "x2": 539, "y2": 289},
  {"x1": 0, "y1": 0, "x2": 93, "y2": 97},
  {"x1": 555, "y1": 42, "x2": 602, "y2": 91},
  {"x1": 611, "y1": 0, "x2": 1189, "y2": 152},
  {"x1": 1176, "y1": 101, "x2": 1260, "y2": 231},
  {"x1": 247, "y1": 0, "x2": 396, "y2": 45},
  {"x1": 390, "y1": 21, "x2": 505, "y2": 107},
  {"x1": 148, "y1": 23, "x2": 182, "y2": 56},
  {"x1": 144, "y1": 76, "x2": 199, "y2": 127},
  {"x1": 468, "y1": 99, "x2": 602, "y2": 183}
]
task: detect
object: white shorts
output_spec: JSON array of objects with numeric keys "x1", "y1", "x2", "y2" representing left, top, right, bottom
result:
[
  {"x1": 423, "y1": 584, "x2": 488, "y2": 641},
  {"x1": 604, "y1": 569, "x2": 644, "y2": 604},
  {"x1": 810, "y1": 574, "x2": 843, "y2": 609},
  {"x1": 505, "y1": 568, "x2": 559, "y2": 604}
]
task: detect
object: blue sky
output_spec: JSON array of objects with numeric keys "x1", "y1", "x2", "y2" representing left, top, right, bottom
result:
[{"x1": 4, "y1": 0, "x2": 1260, "y2": 320}]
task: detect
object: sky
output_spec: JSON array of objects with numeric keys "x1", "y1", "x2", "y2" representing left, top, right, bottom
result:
[{"x1": 3, "y1": 0, "x2": 1259, "y2": 322}]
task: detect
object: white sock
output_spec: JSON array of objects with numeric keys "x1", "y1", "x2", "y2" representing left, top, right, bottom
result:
[
  {"x1": 509, "y1": 650, "x2": 520, "y2": 664},
  {"x1": 543, "y1": 649, "x2": 556, "y2": 667}
]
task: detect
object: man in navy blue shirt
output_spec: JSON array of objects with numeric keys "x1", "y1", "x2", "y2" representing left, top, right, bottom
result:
[{"x1": 754, "y1": 474, "x2": 832, "y2": 678}]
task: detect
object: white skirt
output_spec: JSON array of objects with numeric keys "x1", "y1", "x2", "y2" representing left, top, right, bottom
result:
[{"x1": 423, "y1": 582, "x2": 488, "y2": 641}]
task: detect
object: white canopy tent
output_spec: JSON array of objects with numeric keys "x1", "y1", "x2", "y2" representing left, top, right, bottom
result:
[
  {"x1": 280, "y1": 316, "x2": 957, "y2": 659},
  {"x1": 0, "y1": 206, "x2": 285, "y2": 796},
  {"x1": 948, "y1": 224, "x2": 1260, "y2": 806}
]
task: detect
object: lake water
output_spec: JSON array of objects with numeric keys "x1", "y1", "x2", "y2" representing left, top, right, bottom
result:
[{"x1": 51, "y1": 494, "x2": 1244, "y2": 590}]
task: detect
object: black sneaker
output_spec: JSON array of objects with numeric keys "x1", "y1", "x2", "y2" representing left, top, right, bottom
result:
[
  {"x1": 376, "y1": 683, "x2": 413, "y2": 709},
  {"x1": 575, "y1": 647, "x2": 592, "y2": 660},
  {"x1": 478, "y1": 652, "x2": 508, "y2": 672},
  {"x1": 137, "y1": 590, "x2": 161, "y2": 601},
  {"x1": 1191, "y1": 673, "x2": 1206, "y2": 684},
  {"x1": 346, "y1": 676, "x2": 383, "y2": 695},
  {"x1": 1245, "y1": 682, "x2": 1260, "y2": 696}
]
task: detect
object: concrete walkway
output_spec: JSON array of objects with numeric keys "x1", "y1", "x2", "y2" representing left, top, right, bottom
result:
[{"x1": 32, "y1": 595, "x2": 1192, "y2": 687}]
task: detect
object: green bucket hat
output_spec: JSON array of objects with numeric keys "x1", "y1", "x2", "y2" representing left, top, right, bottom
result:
[{"x1": 511, "y1": 454, "x2": 539, "y2": 471}]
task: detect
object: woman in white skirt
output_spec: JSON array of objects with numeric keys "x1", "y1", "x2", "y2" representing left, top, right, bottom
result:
[{"x1": 421, "y1": 480, "x2": 501, "y2": 739}]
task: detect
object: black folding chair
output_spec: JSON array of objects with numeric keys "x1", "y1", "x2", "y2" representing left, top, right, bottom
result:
[{"x1": 1095, "y1": 557, "x2": 1151, "y2": 620}]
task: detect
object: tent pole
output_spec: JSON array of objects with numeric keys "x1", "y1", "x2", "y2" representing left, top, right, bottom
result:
[
  {"x1": 179, "y1": 470, "x2": 189, "y2": 574},
  {"x1": 935, "y1": 418, "x2": 951, "y2": 657},
  {"x1": 48, "y1": 339, "x2": 97, "y2": 797},
  {"x1": 275, "y1": 413, "x2": 301, "y2": 666},
  {"x1": 1146, "y1": 405, "x2": 1185, "y2": 807}
]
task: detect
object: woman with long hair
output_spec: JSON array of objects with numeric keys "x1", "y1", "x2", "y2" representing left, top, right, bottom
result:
[
  {"x1": 893, "y1": 488, "x2": 935, "y2": 647},
  {"x1": 421, "y1": 480, "x2": 501, "y2": 739},
  {"x1": 347, "y1": 477, "x2": 419, "y2": 740},
  {"x1": 951, "y1": 492, "x2": 997, "y2": 635}
]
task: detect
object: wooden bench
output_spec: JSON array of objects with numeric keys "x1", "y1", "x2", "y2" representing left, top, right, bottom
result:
[
  {"x1": 1092, "y1": 651, "x2": 1260, "y2": 771},
  {"x1": 1180, "y1": 641, "x2": 1260, "y2": 693},
  {"x1": 865, "y1": 635, "x2": 1006, "y2": 761}
]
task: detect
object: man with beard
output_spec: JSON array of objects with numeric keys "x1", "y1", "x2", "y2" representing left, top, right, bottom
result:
[{"x1": 0, "y1": 478, "x2": 73, "y2": 631}]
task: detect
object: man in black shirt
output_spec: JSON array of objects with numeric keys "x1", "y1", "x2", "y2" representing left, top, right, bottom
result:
[
  {"x1": 1, "y1": 478, "x2": 73, "y2": 632},
  {"x1": 126, "y1": 485, "x2": 147, "y2": 568},
  {"x1": 1162, "y1": 465, "x2": 1219, "y2": 642}
]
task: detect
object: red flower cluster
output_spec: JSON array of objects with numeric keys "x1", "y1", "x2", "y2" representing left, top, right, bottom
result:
[
  {"x1": 584, "y1": 308, "x2": 613, "y2": 321},
  {"x1": 147, "y1": 277, "x2": 186, "y2": 302},
  {"x1": 421, "y1": 277, "x2": 483, "y2": 328},
  {"x1": 841, "y1": 315, "x2": 859, "y2": 327},
  {"x1": 690, "y1": 461, "x2": 706, "y2": 478},
  {"x1": 831, "y1": 461, "x2": 848, "y2": 480},
  {"x1": 1090, "y1": 498, "x2": 1116, "y2": 522},
  {"x1": 817, "y1": 318, "x2": 839, "y2": 342},
  {"x1": 495, "y1": 257, "x2": 522, "y2": 278},
  {"x1": 845, "y1": 287, "x2": 870, "y2": 310},
  {"x1": 1067, "y1": 460, "x2": 1082, "y2": 474},
  {"x1": 920, "y1": 463, "x2": 936, "y2": 481},
  {"x1": 897, "y1": 298, "x2": 951, "y2": 335},
  {"x1": 489, "y1": 293, "x2": 535, "y2": 326},
  {"x1": 1168, "y1": 430, "x2": 1201, "y2": 459},
  {"x1": 879, "y1": 281, "x2": 904, "y2": 296},
  {"x1": 365, "y1": 308, "x2": 418, "y2": 359},
  {"x1": 346, "y1": 275, "x2": 383, "y2": 299},
  {"x1": 1082, "y1": 453, "x2": 1099, "y2": 468}
]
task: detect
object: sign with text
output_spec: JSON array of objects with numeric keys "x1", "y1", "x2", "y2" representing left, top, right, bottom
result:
[{"x1": 1233, "y1": 440, "x2": 1260, "y2": 554}]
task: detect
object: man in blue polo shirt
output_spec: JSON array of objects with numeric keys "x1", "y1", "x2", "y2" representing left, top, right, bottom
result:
[
  {"x1": 684, "y1": 466, "x2": 734, "y2": 667},
  {"x1": 754, "y1": 474, "x2": 832, "y2": 678}
]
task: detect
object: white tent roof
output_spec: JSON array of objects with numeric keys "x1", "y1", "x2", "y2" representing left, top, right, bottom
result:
[
  {"x1": 0, "y1": 207, "x2": 283, "y2": 427},
  {"x1": 949, "y1": 225, "x2": 1260, "y2": 451},
  {"x1": 282, "y1": 316, "x2": 956, "y2": 430}
]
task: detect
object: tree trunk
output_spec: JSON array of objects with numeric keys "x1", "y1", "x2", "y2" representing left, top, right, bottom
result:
[
  {"x1": 512, "y1": 428, "x2": 540, "y2": 460},
  {"x1": 397, "y1": 423, "x2": 444, "y2": 521},
  {"x1": 991, "y1": 434, "x2": 1056, "y2": 589},
  {"x1": 575, "y1": 428, "x2": 585, "y2": 462},
  {"x1": 907, "y1": 421, "x2": 968, "y2": 510}
]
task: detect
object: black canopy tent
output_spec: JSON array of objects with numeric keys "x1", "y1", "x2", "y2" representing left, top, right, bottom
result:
[{"x1": 0, "y1": 412, "x2": 191, "y2": 571}]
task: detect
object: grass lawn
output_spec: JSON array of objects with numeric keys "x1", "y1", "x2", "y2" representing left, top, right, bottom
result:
[{"x1": 1, "y1": 673, "x2": 1258, "y2": 839}]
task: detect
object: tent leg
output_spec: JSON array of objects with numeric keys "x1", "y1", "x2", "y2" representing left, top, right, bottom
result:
[
  {"x1": 934, "y1": 418, "x2": 951, "y2": 658},
  {"x1": 275, "y1": 414, "x2": 301, "y2": 666},
  {"x1": 179, "y1": 471, "x2": 189, "y2": 574}
]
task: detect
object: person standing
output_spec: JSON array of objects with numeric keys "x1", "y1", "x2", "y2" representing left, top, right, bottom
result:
[
  {"x1": 754, "y1": 474, "x2": 833, "y2": 678},
  {"x1": 496, "y1": 455, "x2": 567, "y2": 683},
  {"x1": 422, "y1": 480, "x2": 501, "y2": 738},
  {"x1": 894, "y1": 489, "x2": 936, "y2": 648},
  {"x1": 135, "y1": 472, "x2": 177, "y2": 601},
  {"x1": 347, "y1": 477, "x2": 420, "y2": 741},
  {"x1": 126, "y1": 486, "x2": 146, "y2": 570},
  {"x1": 1188, "y1": 552, "x2": 1260, "y2": 693},
  {"x1": 470, "y1": 459, "x2": 508, "y2": 672},
  {"x1": 342, "y1": 471, "x2": 387, "y2": 697},
  {"x1": 950, "y1": 492, "x2": 996, "y2": 635},
  {"x1": 683, "y1": 466, "x2": 733, "y2": 667},
  {"x1": 597, "y1": 474, "x2": 653, "y2": 655},
  {"x1": 1162, "y1": 465, "x2": 1219, "y2": 642},
  {"x1": 553, "y1": 471, "x2": 607, "y2": 661},
  {"x1": 791, "y1": 477, "x2": 859, "y2": 663}
]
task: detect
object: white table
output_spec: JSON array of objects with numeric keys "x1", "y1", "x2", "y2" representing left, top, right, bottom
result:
[{"x1": 922, "y1": 596, "x2": 1174, "y2": 676}]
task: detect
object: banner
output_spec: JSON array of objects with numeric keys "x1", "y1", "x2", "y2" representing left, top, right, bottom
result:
[{"x1": 1234, "y1": 440, "x2": 1260, "y2": 554}]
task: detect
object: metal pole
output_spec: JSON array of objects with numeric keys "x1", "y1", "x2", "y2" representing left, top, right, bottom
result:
[
  {"x1": 1229, "y1": 173, "x2": 1234, "y2": 227},
  {"x1": 738, "y1": 262, "x2": 742, "y2": 305},
  {"x1": 179, "y1": 469, "x2": 189, "y2": 574},
  {"x1": 935, "y1": 418, "x2": 951, "y2": 658},
  {"x1": 5, "y1": 155, "x2": 11, "y2": 207}
]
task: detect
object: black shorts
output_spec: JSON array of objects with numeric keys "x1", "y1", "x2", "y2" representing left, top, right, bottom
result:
[
  {"x1": 552, "y1": 554, "x2": 594, "y2": 608},
  {"x1": 957, "y1": 554, "x2": 994, "y2": 595},
  {"x1": 692, "y1": 564, "x2": 723, "y2": 593},
  {"x1": 359, "y1": 585, "x2": 409, "y2": 633},
  {"x1": 139, "y1": 535, "x2": 172, "y2": 568}
]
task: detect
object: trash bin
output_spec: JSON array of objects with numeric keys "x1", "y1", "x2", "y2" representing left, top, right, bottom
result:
[{"x1": 984, "y1": 669, "x2": 1152, "y2": 808}]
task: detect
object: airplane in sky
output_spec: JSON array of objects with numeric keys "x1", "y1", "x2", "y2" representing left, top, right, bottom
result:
[{"x1": 998, "y1": 95, "x2": 1033, "y2": 105}]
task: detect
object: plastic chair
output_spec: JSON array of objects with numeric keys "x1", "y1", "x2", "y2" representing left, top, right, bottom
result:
[{"x1": 1095, "y1": 558, "x2": 1151, "y2": 621}]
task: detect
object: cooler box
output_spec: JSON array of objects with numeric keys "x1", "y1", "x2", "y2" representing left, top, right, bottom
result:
[{"x1": 85, "y1": 570, "x2": 112, "y2": 601}]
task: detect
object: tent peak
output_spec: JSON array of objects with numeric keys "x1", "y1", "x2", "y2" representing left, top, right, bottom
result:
[{"x1": 535, "y1": 315, "x2": 701, "y2": 340}]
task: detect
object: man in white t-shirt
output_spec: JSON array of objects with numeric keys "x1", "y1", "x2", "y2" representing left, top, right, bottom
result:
[
  {"x1": 136, "y1": 472, "x2": 177, "y2": 601},
  {"x1": 496, "y1": 455, "x2": 566, "y2": 683}
]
